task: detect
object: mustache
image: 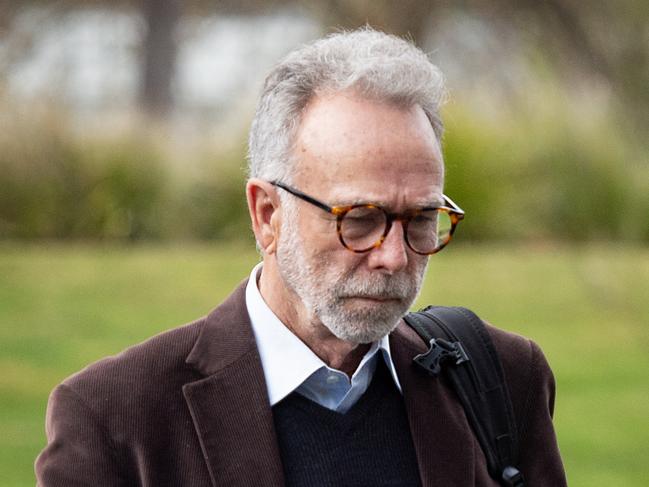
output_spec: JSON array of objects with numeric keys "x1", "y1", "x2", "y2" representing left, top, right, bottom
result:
[{"x1": 334, "y1": 272, "x2": 417, "y2": 301}]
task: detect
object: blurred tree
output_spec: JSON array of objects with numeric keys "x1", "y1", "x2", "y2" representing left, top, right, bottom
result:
[
  {"x1": 1, "y1": 0, "x2": 647, "y2": 141},
  {"x1": 299, "y1": 0, "x2": 649, "y2": 144},
  {"x1": 138, "y1": 0, "x2": 181, "y2": 119},
  {"x1": 0, "y1": 0, "x2": 183, "y2": 120},
  {"x1": 485, "y1": 0, "x2": 649, "y2": 143},
  {"x1": 304, "y1": 0, "x2": 435, "y2": 43}
]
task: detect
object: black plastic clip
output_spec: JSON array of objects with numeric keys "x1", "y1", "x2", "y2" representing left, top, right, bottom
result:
[{"x1": 413, "y1": 338, "x2": 469, "y2": 376}]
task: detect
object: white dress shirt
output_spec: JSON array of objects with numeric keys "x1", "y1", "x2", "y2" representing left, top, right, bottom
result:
[{"x1": 245, "y1": 263, "x2": 402, "y2": 414}]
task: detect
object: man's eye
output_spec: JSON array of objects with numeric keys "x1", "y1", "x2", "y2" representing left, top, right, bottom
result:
[
  {"x1": 344, "y1": 215, "x2": 381, "y2": 230},
  {"x1": 409, "y1": 212, "x2": 439, "y2": 234},
  {"x1": 412, "y1": 214, "x2": 435, "y2": 224}
]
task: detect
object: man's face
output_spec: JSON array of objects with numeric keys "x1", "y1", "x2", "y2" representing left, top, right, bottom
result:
[{"x1": 275, "y1": 91, "x2": 444, "y2": 344}]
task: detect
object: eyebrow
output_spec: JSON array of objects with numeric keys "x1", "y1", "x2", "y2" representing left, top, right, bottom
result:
[{"x1": 332, "y1": 196, "x2": 445, "y2": 210}]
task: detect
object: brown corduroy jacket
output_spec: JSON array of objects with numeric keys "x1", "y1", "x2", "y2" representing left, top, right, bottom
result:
[{"x1": 35, "y1": 281, "x2": 567, "y2": 486}]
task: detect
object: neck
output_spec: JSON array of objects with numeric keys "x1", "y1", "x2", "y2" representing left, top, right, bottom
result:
[{"x1": 259, "y1": 260, "x2": 371, "y2": 377}]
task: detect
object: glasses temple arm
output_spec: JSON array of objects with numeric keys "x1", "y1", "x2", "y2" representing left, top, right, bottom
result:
[
  {"x1": 270, "y1": 181, "x2": 334, "y2": 213},
  {"x1": 442, "y1": 194, "x2": 465, "y2": 215}
]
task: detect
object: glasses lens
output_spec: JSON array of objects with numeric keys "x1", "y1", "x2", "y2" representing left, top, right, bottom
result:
[
  {"x1": 340, "y1": 206, "x2": 387, "y2": 251},
  {"x1": 407, "y1": 209, "x2": 453, "y2": 254}
]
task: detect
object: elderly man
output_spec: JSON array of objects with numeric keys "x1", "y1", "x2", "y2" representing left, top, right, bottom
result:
[{"x1": 36, "y1": 29, "x2": 566, "y2": 486}]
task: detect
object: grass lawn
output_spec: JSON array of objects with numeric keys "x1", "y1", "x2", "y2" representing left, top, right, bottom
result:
[{"x1": 1, "y1": 242, "x2": 647, "y2": 486}]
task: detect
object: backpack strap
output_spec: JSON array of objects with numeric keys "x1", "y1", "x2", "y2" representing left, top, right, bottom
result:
[{"x1": 403, "y1": 306, "x2": 525, "y2": 487}]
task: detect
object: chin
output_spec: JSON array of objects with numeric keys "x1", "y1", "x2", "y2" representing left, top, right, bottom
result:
[{"x1": 320, "y1": 310, "x2": 403, "y2": 344}]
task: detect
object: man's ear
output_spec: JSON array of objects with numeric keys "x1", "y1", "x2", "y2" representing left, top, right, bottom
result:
[{"x1": 246, "y1": 178, "x2": 281, "y2": 254}]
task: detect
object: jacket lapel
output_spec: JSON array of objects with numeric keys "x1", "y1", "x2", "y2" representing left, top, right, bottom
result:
[
  {"x1": 182, "y1": 282, "x2": 285, "y2": 487},
  {"x1": 391, "y1": 322, "x2": 476, "y2": 487}
]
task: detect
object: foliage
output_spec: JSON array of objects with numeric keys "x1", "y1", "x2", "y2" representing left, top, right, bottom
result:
[
  {"x1": 442, "y1": 100, "x2": 649, "y2": 244},
  {"x1": 1, "y1": 102, "x2": 647, "y2": 244},
  {"x1": 0, "y1": 115, "x2": 251, "y2": 242},
  {"x1": 169, "y1": 154, "x2": 251, "y2": 241},
  {"x1": 0, "y1": 116, "x2": 168, "y2": 240}
]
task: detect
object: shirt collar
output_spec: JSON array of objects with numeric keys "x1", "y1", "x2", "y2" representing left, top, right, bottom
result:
[{"x1": 245, "y1": 263, "x2": 402, "y2": 406}]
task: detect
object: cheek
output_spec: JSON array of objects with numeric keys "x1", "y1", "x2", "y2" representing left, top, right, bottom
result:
[
  {"x1": 408, "y1": 254, "x2": 429, "y2": 277},
  {"x1": 298, "y1": 213, "x2": 341, "y2": 251},
  {"x1": 311, "y1": 240, "x2": 364, "y2": 277}
]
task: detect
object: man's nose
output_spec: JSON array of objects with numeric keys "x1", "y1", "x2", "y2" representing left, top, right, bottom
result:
[{"x1": 366, "y1": 221, "x2": 409, "y2": 273}]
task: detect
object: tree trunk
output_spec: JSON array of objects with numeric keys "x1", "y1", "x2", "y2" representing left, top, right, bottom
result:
[{"x1": 139, "y1": 0, "x2": 181, "y2": 119}]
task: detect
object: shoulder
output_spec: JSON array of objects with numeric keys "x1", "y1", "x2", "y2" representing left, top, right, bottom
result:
[
  {"x1": 483, "y1": 325, "x2": 566, "y2": 483},
  {"x1": 53, "y1": 280, "x2": 252, "y2": 416},
  {"x1": 396, "y1": 311, "x2": 565, "y2": 482},
  {"x1": 482, "y1": 322, "x2": 558, "y2": 436},
  {"x1": 485, "y1": 323, "x2": 546, "y2": 377},
  {"x1": 59, "y1": 317, "x2": 206, "y2": 414},
  {"x1": 484, "y1": 322, "x2": 555, "y2": 403},
  {"x1": 460, "y1": 319, "x2": 564, "y2": 481},
  {"x1": 38, "y1": 317, "x2": 216, "y2": 483}
]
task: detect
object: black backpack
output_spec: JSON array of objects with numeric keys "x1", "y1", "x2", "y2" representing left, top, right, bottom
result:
[{"x1": 403, "y1": 306, "x2": 525, "y2": 487}]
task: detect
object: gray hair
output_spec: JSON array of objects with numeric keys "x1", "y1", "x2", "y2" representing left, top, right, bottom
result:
[{"x1": 247, "y1": 27, "x2": 447, "y2": 183}]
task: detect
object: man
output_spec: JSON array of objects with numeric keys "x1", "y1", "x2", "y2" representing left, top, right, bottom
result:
[{"x1": 36, "y1": 28, "x2": 566, "y2": 486}]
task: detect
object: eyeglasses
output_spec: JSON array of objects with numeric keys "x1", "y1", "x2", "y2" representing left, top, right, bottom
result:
[{"x1": 271, "y1": 181, "x2": 465, "y2": 255}]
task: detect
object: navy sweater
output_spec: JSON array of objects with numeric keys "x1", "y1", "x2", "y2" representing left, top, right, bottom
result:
[{"x1": 272, "y1": 360, "x2": 422, "y2": 486}]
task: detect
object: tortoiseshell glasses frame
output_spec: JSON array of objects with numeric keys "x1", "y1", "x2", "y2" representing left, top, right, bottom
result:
[{"x1": 271, "y1": 181, "x2": 465, "y2": 255}]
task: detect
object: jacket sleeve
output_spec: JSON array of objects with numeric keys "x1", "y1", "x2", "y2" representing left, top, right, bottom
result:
[
  {"x1": 515, "y1": 339, "x2": 567, "y2": 487},
  {"x1": 35, "y1": 383, "x2": 127, "y2": 486}
]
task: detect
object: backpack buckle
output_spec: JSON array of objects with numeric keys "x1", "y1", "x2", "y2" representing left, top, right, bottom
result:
[
  {"x1": 414, "y1": 338, "x2": 469, "y2": 376},
  {"x1": 501, "y1": 466, "x2": 525, "y2": 486}
]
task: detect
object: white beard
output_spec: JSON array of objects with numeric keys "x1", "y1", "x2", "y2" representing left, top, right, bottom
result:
[{"x1": 276, "y1": 204, "x2": 428, "y2": 344}]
